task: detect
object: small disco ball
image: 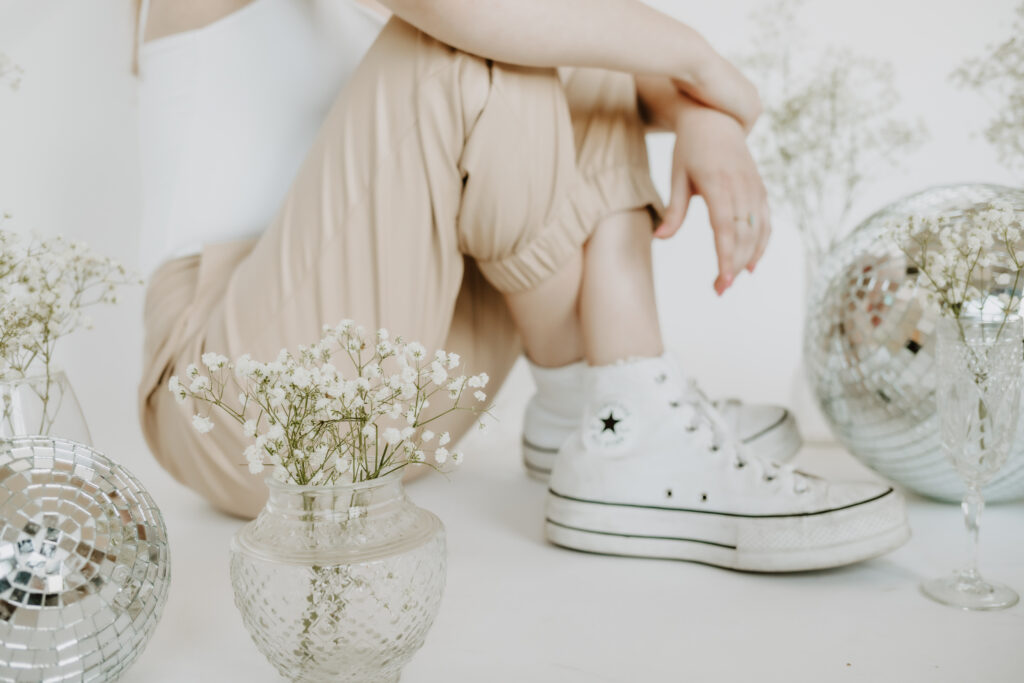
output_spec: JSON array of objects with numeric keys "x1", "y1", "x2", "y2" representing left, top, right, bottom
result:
[
  {"x1": 0, "y1": 436, "x2": 170, "y2": 681},
  {"x1": 805, "y1": 183, "x2": 1024, "y2": 503}
]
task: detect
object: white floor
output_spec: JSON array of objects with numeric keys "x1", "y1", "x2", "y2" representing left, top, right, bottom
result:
[{"x1": 120, "y1": 369, "x2": 1024, "y2": 683}]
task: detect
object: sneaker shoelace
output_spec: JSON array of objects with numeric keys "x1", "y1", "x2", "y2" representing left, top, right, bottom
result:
[{"x1": 678, "y1": 378, "x2": 811, "y2": 495}]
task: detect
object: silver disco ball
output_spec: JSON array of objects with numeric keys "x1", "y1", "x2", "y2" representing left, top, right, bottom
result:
[
  {"x1": 805, "y1": 183, "x2": 1024, "y2": 503},
  {"x1": 0, "y1": 437, "x2": 170, "y2": 681}
]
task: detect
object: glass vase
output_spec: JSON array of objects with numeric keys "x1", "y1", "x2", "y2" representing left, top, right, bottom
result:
[
  {"x1": 922, "y1": 315, "x2": 1023, "y2": 610},
  {"x1": 229, "y1": 471, "x2": 446, "y2": 682},
  {"x1": 0, "y1": 369, "x2": 91, "y2": 445}
]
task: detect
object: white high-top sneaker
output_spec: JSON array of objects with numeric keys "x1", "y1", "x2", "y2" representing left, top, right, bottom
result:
[
  {"x1": 545, "y1": 355, "x2": 910, "y2": 572},
  {"x1": 522, "y1": 357, "x2": 802, "y2": 481}
]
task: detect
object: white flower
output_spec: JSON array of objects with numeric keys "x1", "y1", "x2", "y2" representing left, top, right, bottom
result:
[
  {"x1": 192, "y1": 415, "x2": 214, "y2": 434},
  {"x1": 201, "y1": 352, "x2": 228, "y2": 370},
  {"x1": 383, "y1": 427, "x2": 403, "y2": 446},
  {"x1": 421, "y1": 430, "x2": 435, "y2": 442},
  {"x1": 430, "y1": 361, "x2": 448, "y2": 386},
  {"x1": 289, "y1": 367, "x2": 311, "y2": 388},
  {"x1": 234, "y1": 354, "x2": 256, "y2": 379},
  {"x1": 438, "y1": 431, "x2": 451, "y2": 446},
  {"x1": 243, "y1": 420, "x2": 257, "y2": 437},
  {"x1": 266, "y1": 423, "x2": 285, "y2": 442},
  {"x1": 168, "y1": 376, "x2": 187, "y2": 404},
  {"x1": 446, "y1": 352, "x2": 460, "y2": 369},
  {"x1": 451, "y1": 450, "x2": 464, "y2": 465},
  {"x1": 406, "y1": 342, "x2": 426, "y2": 361},
  {"x1": 185, "y1": 363, "x2": 200, "y2": 379},
  {"x1": 189, "y1": 376, "x2": 211, "y2": 393},
  {"x1": 244, "y1": 444, "x2": 264, "y2": 474},
  {"x1": 410, "y1": 450, "x2": 426, "y2": 463},
  {"x1": 474, "y1": 390, "x2": 487, "y2": 402},
  {"x1": 478, "y1": 420, "x2": 489, "y2": 433},
  {"x1": 434, "y1": 447, "x2": 448, "y2": 464}
]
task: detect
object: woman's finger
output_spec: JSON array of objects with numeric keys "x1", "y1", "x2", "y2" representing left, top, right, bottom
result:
[
  {"x1": 704, "y1": 182, "x2": 739, "y2": 294},
  {"x1": 748, "y1": 196, "x2": 772, "y2": 271}
]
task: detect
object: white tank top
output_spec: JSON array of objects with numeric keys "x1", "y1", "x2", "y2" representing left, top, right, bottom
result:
[{"x1": 136, "y1": 0, "x2": 385, "y2": 275}]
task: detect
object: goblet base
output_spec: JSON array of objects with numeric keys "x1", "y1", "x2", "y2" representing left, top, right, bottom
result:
[{"x1": 921, "y1": 572, "x2": 1019, "y2": 610}]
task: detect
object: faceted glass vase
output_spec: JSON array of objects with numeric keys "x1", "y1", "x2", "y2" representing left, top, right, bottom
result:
[
  {"x1": 922, "y1": 316, "x2": 1023, "y2": 610},
  {"x1": 0, "y1": 370, "x2": 91, "y2": 445},
  {"x1": 229, "y1": 471, "x2": 446, "y2": 682}
]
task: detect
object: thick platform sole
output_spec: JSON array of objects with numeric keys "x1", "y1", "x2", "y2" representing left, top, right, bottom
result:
[
  {"x1": 544, "y1": 487, "x2": 910, "y2": 573},
  {"x1": 523, "y1": 409, "x2": 803, "y2": 482}
]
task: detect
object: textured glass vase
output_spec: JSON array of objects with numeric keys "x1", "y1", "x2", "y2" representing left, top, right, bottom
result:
[
  {"x1": 921, "y1": 316, "x2": 1023, "y2": 610},
  {"x1": 0, "y1": 370, "x2": 91, "y2": 445},
  {"x1": 229, "y1": 471, "x2": 446, "y2": 682}
]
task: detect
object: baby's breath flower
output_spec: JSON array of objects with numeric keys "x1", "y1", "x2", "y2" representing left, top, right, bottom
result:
[
  {"x1": 406, "y1": 342, "x2": 426, "y2": 361},
  {"x1": 166, "y1": 320, "x2": 492, "y2": 485},
  {"x1": 189, "y1": 376, "x2": 211, "y2": 393},
  {"x1": 383, "y1": 427, "x2": 402, "y2": 446},
  {"x1": 201, "y1": 352, "x2": 228, "y2": 370},
  {"x1": 192, "y1": 415, "x2": 214, "y2": 434},
  {"x1": 168, "y1": 376, "x2": 187, "y2": 404},
  {"x1": 430, "y1": 361, "x2": 447, "y2": 386},
  {"x1": 451, "y1": 450, "x2": 464, "y2": 465},
  {"x1": 474, "y1": 390, "x2": 487, "y2": 402}
]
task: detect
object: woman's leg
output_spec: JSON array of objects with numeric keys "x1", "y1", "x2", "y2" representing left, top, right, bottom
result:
[
  {"x1": 505, "y1": 206, "x2": 662, "y2": 368},
  {"x1": 139, "y1": 19, "x2": 664, "y2": 518},
  {"x1": 579, "y1": 208, "x2": 663, "y2": 364}
]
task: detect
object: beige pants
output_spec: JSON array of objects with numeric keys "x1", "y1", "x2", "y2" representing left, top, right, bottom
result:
[{"x1": 139, "y1": 18, "x2": 663, "y2": 518}]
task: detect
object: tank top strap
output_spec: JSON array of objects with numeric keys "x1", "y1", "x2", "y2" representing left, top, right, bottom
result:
[{"x1": 136, "y1": 0, "x2": 152, "y2": 57}]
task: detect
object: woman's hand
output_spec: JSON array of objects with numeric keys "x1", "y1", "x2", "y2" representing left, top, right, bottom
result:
[{"x1": 654, "y1": 100, "x2": 771, "y2": 295}]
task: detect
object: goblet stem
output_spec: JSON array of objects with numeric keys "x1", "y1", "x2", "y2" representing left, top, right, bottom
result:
[{"x1": 960, "y1": 484, "x2": 984, "y2": 581}]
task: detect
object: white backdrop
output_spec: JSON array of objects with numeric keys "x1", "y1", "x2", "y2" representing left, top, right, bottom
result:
[{"x1": 0, "y1": 0, "x2": 1019, "y2": 486}]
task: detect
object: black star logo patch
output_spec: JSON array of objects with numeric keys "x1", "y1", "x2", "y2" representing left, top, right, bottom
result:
[{"x1": 601, "y1": 411, "x2": 621, "y2": 433}]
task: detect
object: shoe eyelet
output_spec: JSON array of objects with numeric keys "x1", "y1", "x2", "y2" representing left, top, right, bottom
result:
[
  {"x1": 685, "y1": 425, "x2": 697, "y2": 433},
  {"x1": 665, "y1": 488, "x2": 673, "y2": 499},
  {"x1": 669, "y1": 400, "x2": 680, "y2": 408},
  {"x1": 735, "y1": 461, "x2": 746, "y2": 469},
  {"x1": 709, "y1": 445, "x2": 719, "y2": 453},
  {"x1": 764, "y1": 475, "x2": 776, "y2": 483},
  {"x1": 700, "y1": 492, "x2": 708, "y2": 502},
  {"x1": 655, "y1": 373, "x2": 668, "y2": 384}
]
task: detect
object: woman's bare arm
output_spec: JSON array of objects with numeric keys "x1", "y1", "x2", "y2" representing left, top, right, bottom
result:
[{"x1": 380, "y1": 0, "x2": 760, "y2": 130}]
